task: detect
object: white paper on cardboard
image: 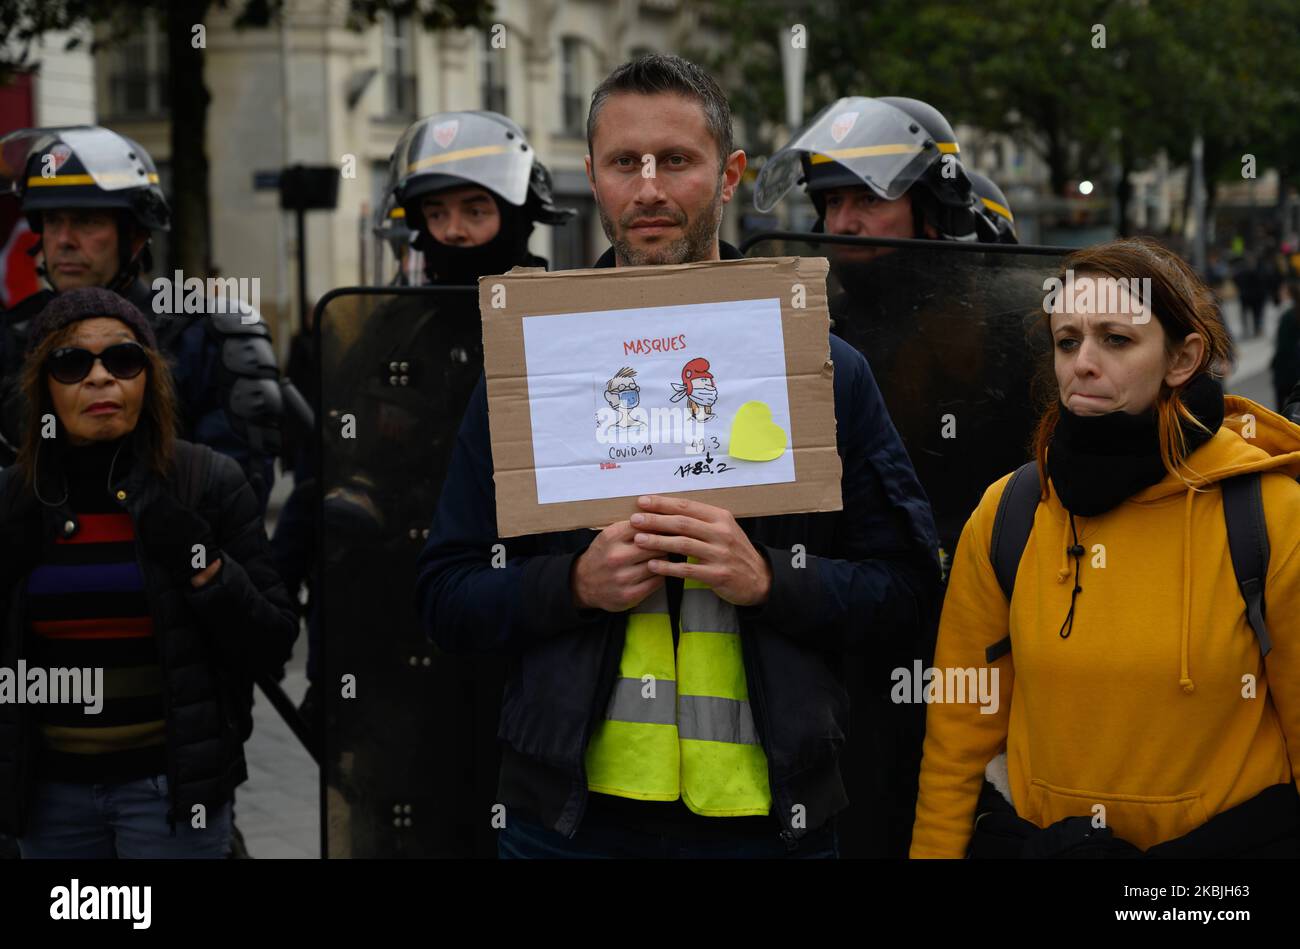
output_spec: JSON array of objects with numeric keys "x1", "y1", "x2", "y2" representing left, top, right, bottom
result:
[{"x1": 520, "y1": 297, "x2": 795, "y2": 504}]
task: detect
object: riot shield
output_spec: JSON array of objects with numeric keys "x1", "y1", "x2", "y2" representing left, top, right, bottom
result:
[
  {"x1": 743, "y1": 232, "x2": 1068, "y2": 857},
  {"x1": 316, "y1": 285, "x2": 503, "y2": 858}
]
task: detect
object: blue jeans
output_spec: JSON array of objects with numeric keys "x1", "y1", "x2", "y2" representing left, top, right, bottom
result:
[
  {"x1": 499, "y1": 810, "x2": 839, "y2": 859},
  {"x1": 17, "y1": 774, "x2": 232, "y2": 859}
]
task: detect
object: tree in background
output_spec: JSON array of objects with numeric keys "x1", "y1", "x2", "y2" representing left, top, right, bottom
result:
[
  {"x1": 705, "y1": 0, "x2": 1300, "y2": 237},
  {"x1": 0, "y1": 0, "x2": 492, "y2": 278}
]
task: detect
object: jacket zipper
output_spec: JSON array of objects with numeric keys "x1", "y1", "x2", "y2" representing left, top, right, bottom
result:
[{"x1": 128, "y1": 497, "x2": 180, "y2": 832}]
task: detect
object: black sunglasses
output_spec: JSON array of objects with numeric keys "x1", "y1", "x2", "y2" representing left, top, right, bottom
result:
[{"x1": 46, "y1": 342, "x2": 149, "y2": 385}]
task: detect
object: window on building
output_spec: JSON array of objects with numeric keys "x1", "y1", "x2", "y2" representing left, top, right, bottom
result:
[
  {"x1": 103, "y1": 17, "x2": 168, "y2": 118},
  {"x1": 560, "y1": 36, "x2": 584, "y2": 137},
  {"x1": 481, "y1": 30, "x2": 507, "y2": 114},
  {"x1": 383, "y1": 14, "x2": 417, "y2": 118}
]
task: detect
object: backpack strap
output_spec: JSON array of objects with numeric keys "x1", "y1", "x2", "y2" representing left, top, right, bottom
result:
[
  {"x1": 1221, "y1": 473, "x2": 1272, "y2": 658},
  {"x1": 985, "y1": 462, "x2": 1041, "y2": 663}
]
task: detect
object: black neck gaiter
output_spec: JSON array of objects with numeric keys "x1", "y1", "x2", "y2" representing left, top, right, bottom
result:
[
  {"x1": 417, "y1": 198, "x2": 536, "y2": 286},
  {"x1": 1047, "y1": 372, "x2": 1225, "y2": 516}
]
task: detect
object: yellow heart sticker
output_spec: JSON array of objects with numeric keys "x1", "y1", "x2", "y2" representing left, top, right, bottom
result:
[{"x1": 728, "y1": 401, "x2": 788, "y2": 462}]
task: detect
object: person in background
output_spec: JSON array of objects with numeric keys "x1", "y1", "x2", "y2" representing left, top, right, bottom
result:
[{"x1": 1271, "y1": 278, "x2": 1300, "y2": 413}]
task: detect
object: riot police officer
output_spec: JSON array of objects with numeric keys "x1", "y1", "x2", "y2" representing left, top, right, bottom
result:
[
  {"x1": 753, "y1": 97, "x2": 1042, "y2": 857},
  {"x1": 755, "y1": 95, "x2": 993, "y2": 247},
  {"x1": 390, "y1": 110, "x2": 575, "y2": 284},
  {"x1": 753, "y1": 97, "x2": 1034, "y2": 515},
  {"x1": 754, "y1": 95, "x2": 1004, "y2": 366},
  {"x1": 283, "y1": 117, "x2": 573, "y2": 854},
  {"x1": 318, "y1": 110, "x2": 574, "y2": 536},
  {"x1": 0, "y1": 126, "x2": 285, "y2": 509}
]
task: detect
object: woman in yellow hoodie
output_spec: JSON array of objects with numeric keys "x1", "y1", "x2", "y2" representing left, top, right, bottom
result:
[{"x1": 911, "y1": 238, "x2": 1300, "y2": 858}]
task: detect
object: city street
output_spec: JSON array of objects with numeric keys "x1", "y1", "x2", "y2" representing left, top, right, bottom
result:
[{"x1": 1223, "y1": 297, "x2": 1286, "y2": 406}]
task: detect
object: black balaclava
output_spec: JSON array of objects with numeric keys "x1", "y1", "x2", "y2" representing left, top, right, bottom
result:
[{"x1": 415, "y1": 194, "x2": 536, "y2": 286}]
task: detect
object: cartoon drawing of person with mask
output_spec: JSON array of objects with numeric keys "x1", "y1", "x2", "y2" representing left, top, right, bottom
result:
[
  {"x1": 602, "y1": 366, "x2": 646, "y2": 430},
  {"x1": 670, "y1": 357, "x2": 717, "y2": 421}
]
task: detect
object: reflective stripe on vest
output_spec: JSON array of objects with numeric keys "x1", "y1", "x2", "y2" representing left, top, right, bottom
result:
[{"x1": 583, "y1": 570, "x2": 772, "y2": 817}]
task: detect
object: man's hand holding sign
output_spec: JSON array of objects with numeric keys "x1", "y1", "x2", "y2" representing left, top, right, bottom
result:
[
  {"x1": 631, "y1": 495, "x2": 772, "y2": 606},
  {"x1": 573, "y1": 494, "x2": 773, "y2": 611}
]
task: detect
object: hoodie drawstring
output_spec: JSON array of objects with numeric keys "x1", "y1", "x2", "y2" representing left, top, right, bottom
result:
[
  {"x1": 1058, "y1": 513, "x2": 1084, "y2": 640},
  {"x1": 1056, "y1": 513, "x2": 1073, "y2": 584}
]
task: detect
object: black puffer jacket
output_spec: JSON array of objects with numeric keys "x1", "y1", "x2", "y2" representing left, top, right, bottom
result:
[{"x1": 0, "y1": 437, "x2": 297, "y2": 835}]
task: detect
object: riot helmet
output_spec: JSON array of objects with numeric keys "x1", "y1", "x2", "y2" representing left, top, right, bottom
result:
[
  {"x1": 0, "y1": 125, "x2": 170, "y2": 291},
  {"x1": 756, "y1": 96, "x2": 980, "y2": 241},
  {"x1": 756, "y1": 98, "x2": 938, "y2": 210},
  {"x1": 387, "y1": 111, "x2": 573, "y2": 284},
  {"x1": 966, "y1": 169, "x2": 1018, "y2": 244},
  {"x1": 874, "y1": 96, "x2": 980, "y2": 241}
]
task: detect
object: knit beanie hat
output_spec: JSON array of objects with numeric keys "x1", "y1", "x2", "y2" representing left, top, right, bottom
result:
[{"x1": 25, "y1": 286, "x2": 157, "y2": 354}]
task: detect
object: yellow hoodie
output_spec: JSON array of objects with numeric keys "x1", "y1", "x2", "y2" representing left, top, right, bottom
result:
[{"x1": 910, "y1": 396, "x2": 1300, "y2": 857}]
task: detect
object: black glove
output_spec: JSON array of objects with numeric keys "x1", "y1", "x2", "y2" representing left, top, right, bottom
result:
[{"x1": 137, "y1": 493, "x2": 217, "y2": 581}]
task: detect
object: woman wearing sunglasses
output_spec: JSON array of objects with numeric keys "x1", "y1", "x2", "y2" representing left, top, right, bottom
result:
[{"x1": 0, "y1": 287, "x2": 297, "y2": 858}]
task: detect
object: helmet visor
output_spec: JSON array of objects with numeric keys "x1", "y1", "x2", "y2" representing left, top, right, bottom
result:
[
  {"x1": 0, "y1": 126, "x2": 160, "y2": 195},
  {"x1": 753, "y1": 98, "x2": 939, "y2": 212},
  {"x1": 392, "y1": 113, "x2": 534, "y2": 207}
]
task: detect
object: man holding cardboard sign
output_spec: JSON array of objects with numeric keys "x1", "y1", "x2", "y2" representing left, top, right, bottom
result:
[{"x1": 416, "y1": 54, "x2": 940, "y2": 859}]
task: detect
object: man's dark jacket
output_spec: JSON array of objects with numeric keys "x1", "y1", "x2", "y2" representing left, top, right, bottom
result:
[
  {"x1": 0, "y1": 438, "x2": 298, "y2": 835},
  {"x1": 415, "y1": 242, "x2": 941, "y2": 842}
]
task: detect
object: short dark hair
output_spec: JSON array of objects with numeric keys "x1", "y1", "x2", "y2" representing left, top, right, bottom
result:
[{"x1": 586, "y1": 54, "x2": 734, "y2": 172}]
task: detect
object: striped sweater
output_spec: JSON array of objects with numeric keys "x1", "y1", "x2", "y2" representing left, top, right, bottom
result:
[{"x1": 25, "y1": 440, "x2": 167, "y2": 782}]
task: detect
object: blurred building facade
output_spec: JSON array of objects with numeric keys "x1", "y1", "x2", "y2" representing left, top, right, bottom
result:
[
  {"x1": 11, "y1": 0, "x2": 1286, "y2": 349},
  {"x1": 90, "y1": 0, "x2": 741, "y2": 349}
]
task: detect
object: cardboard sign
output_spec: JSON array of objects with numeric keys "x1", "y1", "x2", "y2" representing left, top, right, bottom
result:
[{"x1": 480, "y1": 256, "x2": 843, "y2": 537}]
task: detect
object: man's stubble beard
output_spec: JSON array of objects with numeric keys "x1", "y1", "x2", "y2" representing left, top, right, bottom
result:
[{"x1": 597, "y1": 177, "x2": 725, "y2": 266}]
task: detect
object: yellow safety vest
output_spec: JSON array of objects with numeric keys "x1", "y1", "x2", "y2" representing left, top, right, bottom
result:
[{"x1": 583, "y1": 572, "x2": 772, "y2": 816}]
